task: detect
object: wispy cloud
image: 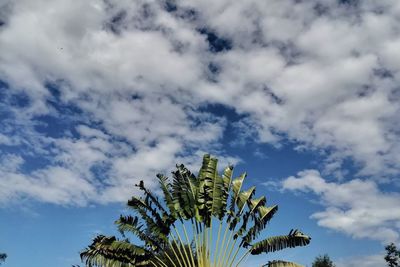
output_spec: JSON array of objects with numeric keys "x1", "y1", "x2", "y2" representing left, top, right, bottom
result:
[{"x1": 283, "y1": 169, "x2": 400, "y2": 243}]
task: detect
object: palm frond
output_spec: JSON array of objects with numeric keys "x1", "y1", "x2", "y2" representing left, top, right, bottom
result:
[
  {"x1": 157, "y1": 174, "x2": 177, "y2": 219},
  {"x1": 227, "y1": 172, "x2": 246, "y2": 225},
  {"x1": 126, "y1": 197, "x2": 170, "y2": 244},
  {"x1": 115, "y1": 215, "x2": 161, "y2": 251},
  {"x1": 251, "y1": 229, "x2": 311, "y2": 255},
  {"x1": 241, "y1": 205, "x2": 279, "y2": 247},
  {"x1": 218, "y1": 165, "x2": 233, "y2": 220},
  {"x1": 197, "y1": 154, "x2": 220, "y2": 227},
  {"x1": 80, "y1": 235, "x2": 149, "y2": 267},
  {"x1": 263, "y1": 260, "x2": 304, "y2": 267},
  {"x1": 172, "y1": 164, "x2": 197, "y2": 221},
  {"x1": 136, "y1": 180, "x2": 174, "y2": 226}
]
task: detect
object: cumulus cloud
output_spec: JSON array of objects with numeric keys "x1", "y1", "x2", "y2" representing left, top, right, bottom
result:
[
  {"x1": 336, "y1": 253, "x2": 386, "y2": 267},
  {"x1": 186, "y1": 0, "x2": 400, "y2": 178},
  {"x1": 1, "y1": 0, "x2": 400, "y2": 206},
  {"x1": 283, "y1": 169, "x2": 400, "y2": 243},
  {"x1": 0, "y1": 154, "x2": 96, "y2": 206}
]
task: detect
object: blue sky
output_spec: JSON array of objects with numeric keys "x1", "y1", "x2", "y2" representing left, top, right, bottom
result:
[{"x1": 1, "y1": 0, "x2": 400, "y2": 266}]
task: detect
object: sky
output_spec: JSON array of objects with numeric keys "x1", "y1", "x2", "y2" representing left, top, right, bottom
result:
[{"x1": 0, "y1": 0, "x2": 400, "y2": 266}]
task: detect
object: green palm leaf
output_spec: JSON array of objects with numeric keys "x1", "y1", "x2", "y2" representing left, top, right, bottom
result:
[
  {"x1": 218, "y1": 165, "x2": 233, "y2": 219},
  {"x1": 136, "y1": 180, "x2": 174, "y2": 226},
  {"x1": 264, "y1": 260, "x2": 304, "y2": 267},
  {"x1": 237, "y1": 186, "x2": 256, "y2": 214},
  {"x1": 241, "y1": 205, "x2": 278, "y2": 246},
  {"x1": 227, "y1": 172, "x2": 246, "y2": 226},
  {"x1": 251, "y1": 229, "x2": 311, "y2": 255},
  {"x1": 172, "y1": 164, "x2": 198, "y2": 221},
  {"x1": 81, "y1": 235, "x2": 149, "y2": 267},
  {"x1": 197, "y1": 154, "x2": 220, "y2": 227},
  {"x1": 115, "y1": 215, "x2": 161, "y2": 251},
  {"x1": 157, "y1": 174, "x2": 177, "y2": 219},
  {"x1": 126, "y1": 197, "x2": 169, "y2": 244},
  {"x1": 232, "y1": 187, "x2": 257, "y2": 238}
]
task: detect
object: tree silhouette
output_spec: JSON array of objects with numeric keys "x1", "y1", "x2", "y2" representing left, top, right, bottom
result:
[
  {"x1": 385, "y1": 243, "x2": 400, "y2": 267},
  {"x1": 0, "y1": 253, "x2": 6, "y2": 265},
  {"x1": 312, "y1": 254, "x2": 335, "y2": 267}
]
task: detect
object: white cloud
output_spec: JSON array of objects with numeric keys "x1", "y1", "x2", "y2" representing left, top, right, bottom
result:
[
  {"x1": 283, "y1": 170, "x2": 400, "y2": 243},
  {"x1": 1, "y1": 0, "x2": 400, "y2": 207},
  {"x1": 185, "y1": 0, "x2": 400, "y2": 177},
  {"x1": 336, "y1": 253, "x2": 386, "y2": 267},
  {"x1": 0, "y1": 133, "x2": 12, "y2": 145},
  {"x1": 0, "y1": 154, "x2": 96, "y2": 206}
]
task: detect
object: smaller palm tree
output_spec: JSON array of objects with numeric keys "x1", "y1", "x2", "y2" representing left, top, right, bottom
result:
[{"x1": 81, "y1": 154, "x2": 311, "y2": 267}]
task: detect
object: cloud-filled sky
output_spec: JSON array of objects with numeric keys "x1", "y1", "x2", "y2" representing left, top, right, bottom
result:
[{"x1": 0, "y1": 0, "x2": 399, "y2": 266}]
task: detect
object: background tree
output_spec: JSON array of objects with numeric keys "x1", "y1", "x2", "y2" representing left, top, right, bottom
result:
[
  {"x1": 0, "y1": 253, "x2": 6, "y2": 265},
  {"x1": 385, "y1": 243, "x2": 400, "y2": 267},
  {"x1": 81, "y1": 154, "x2": 311, "y2": 267},
  {"x1": 312, "y1": 254, "x2": 335, "y2": 267}
]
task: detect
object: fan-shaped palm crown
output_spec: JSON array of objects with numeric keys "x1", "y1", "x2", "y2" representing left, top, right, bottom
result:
[{"x1": 81, "y1": 154, "x2": 311, "y2": 267}]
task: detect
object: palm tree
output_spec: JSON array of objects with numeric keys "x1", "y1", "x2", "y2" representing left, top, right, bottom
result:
[{"x1": 81, "y1": 154, "x2": 311, "y2": 267}]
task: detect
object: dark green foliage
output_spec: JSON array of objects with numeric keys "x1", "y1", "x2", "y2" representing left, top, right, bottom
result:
[
  {"x1": 385, "y1": 243, "x2": 400, "y2": 267},
  {"x1": 0, "y1": 253, "x2": 6, "y2": 265},
  {"x1": 81, "y1": 235, "x2": 149, "y2": 266},
  {"x1": 312, "y1": 254, "x2": 335, "y2": 267}
]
